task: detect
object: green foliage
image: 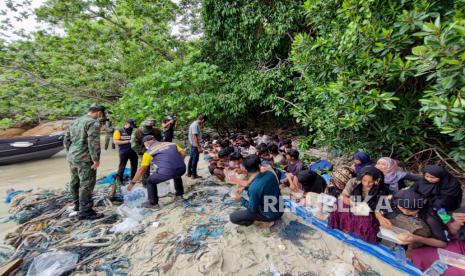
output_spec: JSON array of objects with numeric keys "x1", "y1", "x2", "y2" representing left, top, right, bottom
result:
[
  {"x1": 198, "y1": 0, "x2": 305, "y2": 128},
  {"x1": 113, "y1": 60, "x2": 222, "y2": 126},
  {"x1": 289, "y1": 0, "x2": 465, "y2": 166}
]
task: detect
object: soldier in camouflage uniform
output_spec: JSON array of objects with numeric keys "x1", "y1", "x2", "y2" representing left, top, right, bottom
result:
[
  {"x1": 64, "y1": 106, "x2": 105, "y2": 220},
  {"x1": 104, "y1": 119, "x2": 115, "y2": 150},
  {"x1": 131, "y1": 118, "x2": 162, "y2": 186}
]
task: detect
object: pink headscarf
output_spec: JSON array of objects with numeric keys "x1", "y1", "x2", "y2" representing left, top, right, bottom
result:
[{"x1": 376, "y1": 157, "x2": 407, "y2": 191}]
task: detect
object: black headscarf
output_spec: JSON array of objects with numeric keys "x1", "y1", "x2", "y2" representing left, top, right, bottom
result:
[
  {"x1": 351, "y1": 166, "x2": 388, "y2": 211},
  {"x1": 297, "y1": 170, "x2": 327, "y2": 194},
  {"x1": 412, "y1": 165, "x2": 462, "y2": 211}
]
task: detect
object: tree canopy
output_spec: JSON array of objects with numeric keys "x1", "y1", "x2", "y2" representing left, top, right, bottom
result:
[{"x1": 1, "y1": 0, "x2": 465, "y2": 167}]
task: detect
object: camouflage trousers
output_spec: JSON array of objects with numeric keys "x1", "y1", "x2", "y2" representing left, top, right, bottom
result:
[
  {"x1": 104, "y1": 134, "x2": 115, "y2": 150},
  {"x1": 69, "y1": 162, "x2": 96, "y2": 213}
]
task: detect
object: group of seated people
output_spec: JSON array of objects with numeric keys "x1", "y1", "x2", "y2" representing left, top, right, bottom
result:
[{"x1": 202, "y1": 131, "x2": 465, "y2": 273}]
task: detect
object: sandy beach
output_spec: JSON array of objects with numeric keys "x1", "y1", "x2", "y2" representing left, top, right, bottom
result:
[{"x1": 0, "y1": 141, "x2": 406, "y2": 275}]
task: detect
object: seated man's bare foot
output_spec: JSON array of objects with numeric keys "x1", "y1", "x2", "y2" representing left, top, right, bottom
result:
[{"x1": 254, "y1": 221, "x2": 275, "y2": 229}]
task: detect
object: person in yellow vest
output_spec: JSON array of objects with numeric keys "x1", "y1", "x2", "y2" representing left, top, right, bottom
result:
[
  {"x1": 127, "y1": 134, "x2": 186, "y2": 210},
  {"x1": 109, "y1": 119, "x2": 138, "y2": 199}
]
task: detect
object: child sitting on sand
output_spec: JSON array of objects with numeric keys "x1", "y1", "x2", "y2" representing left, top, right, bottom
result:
[
  {"x1": 411, "y1": 208, "x2": 465, "y2": 274},
  {"x1": 208, "y1": 149, "x2": 229, "y2": 181},
  {"x1": 282, "y1": 149, "x2": 304, "y2": 189},
  {"x1": 279, "y1": 138, "x2": 293, "y2": 153},
  {"x1": 375, "y1": 189, "x2": 446, "y2": 254},
  {"x1": 240, "y1": 140, "x2": 257, "y2": 156},
  {"x1": 268, "y1": 143, "x2": 286, "y2": 168}
]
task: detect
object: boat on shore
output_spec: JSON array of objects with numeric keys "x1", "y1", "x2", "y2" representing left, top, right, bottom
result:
[{"x1": 0, "y1": 134, "x2": 64, "y2": 165}]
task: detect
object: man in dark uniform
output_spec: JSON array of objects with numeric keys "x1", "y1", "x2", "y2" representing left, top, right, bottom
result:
[
  {"x1": 110, "y1": 119, "x2": 138, "y2": 199},
  {"x1": 127, "y1": 134, "x2": 186, "y2": 210}
]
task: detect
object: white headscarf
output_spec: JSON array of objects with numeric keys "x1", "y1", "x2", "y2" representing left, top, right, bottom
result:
[{"x1": 376, "y1": 157, "x2": 407, "y2": 192}]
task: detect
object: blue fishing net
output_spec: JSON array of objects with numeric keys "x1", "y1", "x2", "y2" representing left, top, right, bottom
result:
[
  {"x1": 278, "y1": 220, "x2": 317, "y2": 246},
  {"x1": 191, "y1": 225, "x2": 224, "y2": 241},
  {"x1": 176, "y1": 237, "x2": 202, "y2": 254}
]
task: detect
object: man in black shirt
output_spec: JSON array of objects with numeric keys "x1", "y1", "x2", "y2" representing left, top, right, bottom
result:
[{"x1": 162, "y1": 116, "x2": 177, "y2": 142}]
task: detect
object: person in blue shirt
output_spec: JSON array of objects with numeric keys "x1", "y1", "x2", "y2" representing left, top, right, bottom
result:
[{"x1": 230, "y1": 155, "x2": 283, "y2": 226}]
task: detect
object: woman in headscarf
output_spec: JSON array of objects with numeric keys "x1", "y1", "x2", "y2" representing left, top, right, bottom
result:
[
  {"x1": 329, "y1": 166, "x2": 388, "y2": 243},
  {"x1": 375, "y1": 157, "x2": 407, "y2": 194},
  {"x1": 406, "y1": 165, "x2": 462, "y2": 242},
  {"x1": 351, "y1": 152, "x2": 374, "y2": 177},
  {"x1": 409, "y1": 165, "x2": 462, "y2": 211},
  {"x1": 325, "y1": 166, "x2": 355, "y2": 198}
]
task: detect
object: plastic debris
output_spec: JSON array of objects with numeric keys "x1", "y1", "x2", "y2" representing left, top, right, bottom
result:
[
  {"x1": 268, "y1": 264, "x2": 281, "y2": 276},
  {"x1": 122, "y1": 187, "x2": 147, "y2": 208},
  {"x1": 116, "y1": 205, "x2": 144, "y2": 221},
  {"x1": 5, "y1": 190, "x2": 26, "y2": 203},
  {"x1": 26, "y1": 251, "x2": 78, "y2": 276},
  {"x1": 110, "y1": 218, "x2": 140, "y2": 234},
  {"x1": 157, "y1": 179, "x2": 176, "y2": 197}
]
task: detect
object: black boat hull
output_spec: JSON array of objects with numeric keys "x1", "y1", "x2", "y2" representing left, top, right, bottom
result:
[{"x1": 0, "y1": 135, "x2": 64, "y2": 165}]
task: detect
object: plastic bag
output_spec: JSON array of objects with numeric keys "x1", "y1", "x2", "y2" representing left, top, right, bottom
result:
[
  {"x1": 116, "y1": 205, "x2": 144, "y2": 221},
  {"x1": 157, "y1": 179, "x2": 176, "y2": 197},
  {"x1": 27, "y1": 251, "x2": 78, "y2": 276},
  {"x1": 110, "y1": 218, "x2": 140, "y2": 234},
  {"x1": 112, "y1": 204, "x2": 145, "y2": 234},
  {"x1": 351, "y1": 202, "x2": 371, "y2": 216},
  {"x1": 122, "y1": 187, "x2": 147, "y2": 208}
]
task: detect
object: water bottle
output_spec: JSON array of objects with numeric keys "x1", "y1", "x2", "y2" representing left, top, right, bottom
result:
[
  {"x1": 394, "y1": 246, "x2": 407, "y2": 266},
  {"x1": 124, "y1": 188, "x2": 146, "y2": 207},
  {"x1": 423, "y1": 260, "x2": 448, "y2": 276},
  {"x1": 437, "y1": 208, "x2": 452, "y2": 224}
]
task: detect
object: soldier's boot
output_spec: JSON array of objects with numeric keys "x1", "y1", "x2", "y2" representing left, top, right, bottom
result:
[
  {"x1": 79, "y1": 209, "x2": 104, "y2": 220},
  {"x1": 73, "y1": 201, "x2": 79, "y2": 212}
]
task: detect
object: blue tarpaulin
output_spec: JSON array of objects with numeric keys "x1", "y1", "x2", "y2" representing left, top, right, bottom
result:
[
  {"x1": 284, "y1": 199, "x2": 423, "y2": 276},
  {"x1": 97, "y1": 168, "x2": 131, "y2": 185},
  {"x1": 309, "y1": 160, "x2": 333, "y2": 173}
]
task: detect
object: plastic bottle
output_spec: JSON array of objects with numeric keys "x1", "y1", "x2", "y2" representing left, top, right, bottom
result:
[
  {"x1": 422, "y1": 260, "x2": 448, "y2": 276},
  {"x1": 437, "y1": 208, "x2": 452, "y2": 224},
  {"x1": 394, "y1": 246, "x2": 407, "y2": 266},
  {"x1": 123, "y1": 188, "x2": 147, "y2": 208}
]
